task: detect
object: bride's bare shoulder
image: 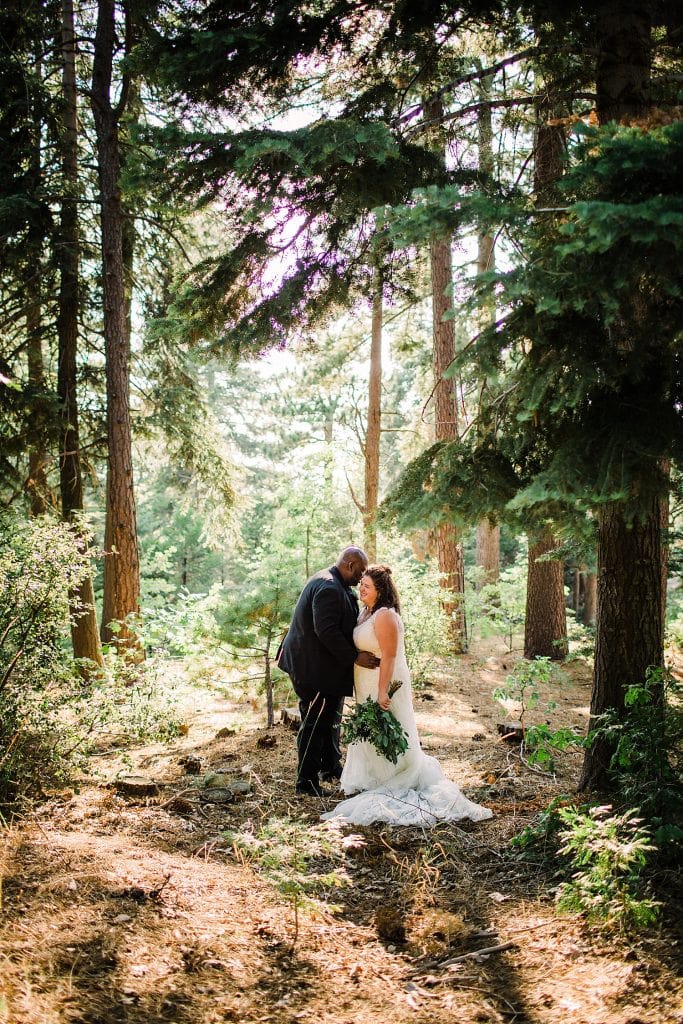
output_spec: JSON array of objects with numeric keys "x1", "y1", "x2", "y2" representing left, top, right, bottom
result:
[{"x1": 373, "y1": 606, "x2": 401, "y2": 628}]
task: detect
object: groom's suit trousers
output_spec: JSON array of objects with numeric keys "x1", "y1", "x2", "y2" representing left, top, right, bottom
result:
[{"x1": 297, "y1": 692, "x2": 344, "y2": 786}]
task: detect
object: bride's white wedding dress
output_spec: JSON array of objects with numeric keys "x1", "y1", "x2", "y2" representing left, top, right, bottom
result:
[{"x1": 321, "y1": 610, "x2": 493, "y2": 827}]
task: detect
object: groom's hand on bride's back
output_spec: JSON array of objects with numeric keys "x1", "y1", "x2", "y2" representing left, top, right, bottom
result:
[{"x1": 355, "y1": 651, "x2": 380, "y2": 668}]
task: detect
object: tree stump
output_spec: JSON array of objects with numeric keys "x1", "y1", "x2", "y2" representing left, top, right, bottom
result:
[
  {"x1": 114, "y1": 775, "x2": 159, "y2": 797},
  {"x1": 496, "y1": 722, "x2": 524, "y2": 744},
  {"x1": 280, "y1": 707, "x2": 301, "y2": 730}
]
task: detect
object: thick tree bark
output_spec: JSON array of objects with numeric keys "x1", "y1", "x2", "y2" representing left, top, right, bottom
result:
[
  {"x1": 573, "y1": 568, "x2": 581, "y2": 613},
  {"x1": 524, "y1": 529, "x2": 567, "y2": 659},
  {"x1": 56, "y1": 0, "x2": 104, "y2": 670},
  {"x1": 579, "y1": 3, "x2": 662, "y2": 791},
  {"x1": 522, "y1": 64, "x2": 568, "y2": 658},
  {"x1": 91, "y1": 0, "x2": 140, "y2": 650},
  {"x1": 363, "y1": 284, "x2": 382, "y2": 562},
  {"x1": 579, "y1": 502, "x2": 663, "y2": 789},
  {"x1": 595, "y1": 3, "x2": 652, "y2": 123}
]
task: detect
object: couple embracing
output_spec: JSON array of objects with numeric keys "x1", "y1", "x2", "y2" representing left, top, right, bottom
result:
[{"x1": 278, "y1": 546, "x2": 492, "y2": 826}]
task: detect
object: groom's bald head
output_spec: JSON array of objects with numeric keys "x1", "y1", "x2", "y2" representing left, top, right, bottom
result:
[{"x1": 336, "y1": 546, "x2": 369, "y2": 585}]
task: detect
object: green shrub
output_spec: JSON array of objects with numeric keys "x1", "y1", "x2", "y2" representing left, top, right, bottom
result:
[
  {"x1": 133, "y1": 584, "x2": 223, "y2": 656},
  {"x1": 509, "y1": 794, "x2": 577, "y2": 859},
  {"x1": 467, "y1": 554, "x2": 527, "y2": 651},
  {"x1": 511, "y1": 800, "x2": 660, "y2": 932},
  {"x1": 0, "y1": 515, "x2": 179, "y2": 808},
  {"x1": 0, "y1": 515, "x2": 94, "y2": 804},
  {"x1": 590, "y1": 666, "x2": 683, "y2": 857},
  {"x1": 555, "y1": 805, "x2": 660, "y2": 931},
  {"x1": 493, "y1": 657, "x2": 581, "y2": 771}
]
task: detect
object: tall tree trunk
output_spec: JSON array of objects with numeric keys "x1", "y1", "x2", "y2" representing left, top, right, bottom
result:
[
  {"x1": 579, "y1": 2, "x2": 662, "y2": 791},
  {"x1": 474, "y1": 72, "x2": 500, "y2": 589},
  {"x1": 430, "y1": 230, "x2": 466, "y2": 650},
  {"x1": 595, "y1": 3, "x2": 651, "y2": 123},
  {"x1": 524, "y1": 529, "x2": 567, "y2": 659},
  {"x1": 26, "y1": 36, "x2": 49, "y2": 516},
  {"x1": 91, "y1": 0, "x2": 140, "y2": 651},
  {"x1": 57, "y1": 0, "x2": 104, "y2": 670},
  {"x1": 364, "y1": 283, "x2": 382, "y2": 561},
  {"x1": 426, "y1": 98, "x2": 466, "y2": 651},
  {"x1": 522, "y1": 61, "x2": 567, "y2": 657},
  {"x1": 573, "y1": 568, "x2": 581, "y2": 613}
]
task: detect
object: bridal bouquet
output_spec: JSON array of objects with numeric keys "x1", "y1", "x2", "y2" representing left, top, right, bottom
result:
[{"x1": 342, "y1": 680, "x2": 409, "y2": 765}]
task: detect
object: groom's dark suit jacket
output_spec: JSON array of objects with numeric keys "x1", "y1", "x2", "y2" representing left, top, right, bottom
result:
[{"x1": 278, "y1": 566, "x2": 358, "y2": 701}]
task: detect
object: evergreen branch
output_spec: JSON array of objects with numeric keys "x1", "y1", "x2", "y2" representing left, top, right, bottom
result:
[
  {"x1": 395, "y1": 46, "x2": 546, "y2": 127},
  {"x1": 406, "y1": 93, "x2": 597, "y2": 137}
]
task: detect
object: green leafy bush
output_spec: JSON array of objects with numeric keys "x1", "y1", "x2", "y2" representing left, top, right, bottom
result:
[
  {"x1": 466, "y1": 551, "x2": 527, "y2": 651},
  {"x1": 523, "y1": 724, "x2": 583, "y2": 771},
  {"x1": 555, "y1": 805, "x2": 660, "y2": 931},
  {"x1": 0, "y1": 515, "x2": 95, "y2": 804},
  {"x1": 511, "y1": 800, "x2": 660, "y2": 932},
  {"x1": 509, "y1": 795, "x2": 577, "y2": 859},
  {"x1": 493, "y1": 657, "x2": 580, "y2": 771},
  {"x1": 224, "y1": 815, "x2": 356, "y2": 935},
  {"x1": 134, "y1": 584, "x2": 223, "y2": 656},
  {"x1": 590, "y1": 666, "x2": 683, "y2": 856},
  {"x1": 0, "y1": 515, "x2": 179, "y2": 808}
]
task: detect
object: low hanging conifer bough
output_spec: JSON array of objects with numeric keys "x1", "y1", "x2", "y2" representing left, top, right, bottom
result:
[{"x1": 341, "y1": 679, "x2": 409, "y2": 765}]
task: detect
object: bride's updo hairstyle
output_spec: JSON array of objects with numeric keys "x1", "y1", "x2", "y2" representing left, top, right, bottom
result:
[{"x1": 363, "y1": 564, "x2": 401, "y2": 615}]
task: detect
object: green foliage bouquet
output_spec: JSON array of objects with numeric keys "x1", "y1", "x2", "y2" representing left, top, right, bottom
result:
[{"x1": 342, "y1": 680, "x2": 408, "y2": 765}]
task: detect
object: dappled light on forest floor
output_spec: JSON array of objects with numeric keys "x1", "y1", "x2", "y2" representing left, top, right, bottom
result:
[{"x1": 1, "y1": 641, "x2": 681, "y2": 1024}]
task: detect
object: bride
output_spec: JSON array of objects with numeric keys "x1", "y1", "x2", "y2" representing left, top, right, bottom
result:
[{"x1": 322, "y1": 565, "x2": 492, "y2": 827}]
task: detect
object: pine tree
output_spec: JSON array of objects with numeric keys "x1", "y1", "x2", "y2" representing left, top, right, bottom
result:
[
  {"x1": 578, "y1": 1, "x2": 668, "y2": 790},
  {"x1": 381, "y1": 3, "x2": 682, "y2": 793}
]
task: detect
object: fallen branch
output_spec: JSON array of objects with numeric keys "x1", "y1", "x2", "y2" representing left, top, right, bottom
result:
[
  {"x1": 441, "y1": 940, "x2": 516, "y2": 965},
  {"x1": 406, "y1": 939, "x2": 516, "y2": 977}
]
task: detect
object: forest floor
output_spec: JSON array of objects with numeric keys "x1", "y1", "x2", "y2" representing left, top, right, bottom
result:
[{"x1": 1, "y1": 637, "x2": 682, "y2": 1024}]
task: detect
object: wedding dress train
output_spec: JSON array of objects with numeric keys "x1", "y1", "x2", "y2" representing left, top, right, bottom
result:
[{"x1": 321, "y1": 612, "x2": 492, "y2": 827}]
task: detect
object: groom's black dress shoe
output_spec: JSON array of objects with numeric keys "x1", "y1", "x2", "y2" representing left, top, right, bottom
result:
[{"x1": 295, "y1": 780, "x2": 332, "y2": 797}]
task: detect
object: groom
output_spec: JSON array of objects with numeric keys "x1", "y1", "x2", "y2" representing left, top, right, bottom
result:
[{"x1": 278, "y1": 546, "x2": 380, "y2": 796}]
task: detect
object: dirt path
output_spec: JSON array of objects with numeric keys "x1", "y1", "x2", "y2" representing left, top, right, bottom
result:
[{"x1": 1, "y1": 641, "x2": 681, "y2": 1024}]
